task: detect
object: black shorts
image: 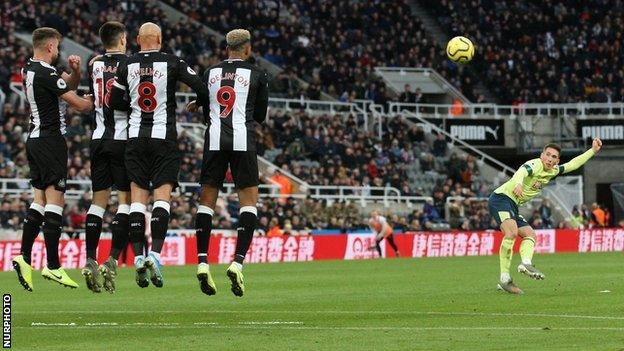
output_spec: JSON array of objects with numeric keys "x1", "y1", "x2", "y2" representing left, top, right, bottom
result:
[
  {"x1": 200, "y1": 150, "x2": 259, "y2": 189},
  {"x1": 26, "y1": 136, "x2": 67, "y2": 192},
  {"x1": 488, "y1": 192, "x2": 529, "y2": 228},
  {"x1": 90, "y1": 139, "x2": 130, "y2": 192},
  {"x1": 125, "y1": 138, "x2": 180, "y2": 190}
]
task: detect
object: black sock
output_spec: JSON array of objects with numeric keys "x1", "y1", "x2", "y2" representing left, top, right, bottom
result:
[
  {"x1": 387, "y1": 235, "x2": 399, "y2": 254},
  {"x1": 42, "y1": 211, "x2": 63, "y2": 269},
  {"x1": 375, "y1": 239, "x2": 383, "y2": 257},
  {"x1": 150, "y1": 207, "x2": 170, "y2": 254},
  {"x1": 110, "y1": 213, "x2": 129, "y2": 260},
  {"x1": 129, "y1": 212, "x2": 145, "y2": 257},
  {"x1": 85, "y1": 214, "x2": 103, "y2": 260},
  {"x1": 20, "y1": 208, "x2": 44, "y2": 264},
  {"x1": 234, "y1": 211, "x2": 257, "y2": 264},
  {"x1": 195, "y1": 212, "x2": 213, "y2": 263}
]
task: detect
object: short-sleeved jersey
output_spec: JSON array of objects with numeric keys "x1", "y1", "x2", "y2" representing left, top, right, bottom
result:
[
  {"x1": 494, "y1": 158, "x2": 562, "y2": 206},
  {"x1": 369, "y1": 215, "x2": 393, "y2": 236},
  {"x1": 112, "y1": 50, "x2": 208, "y2": 141},
  {"x1": 88, "y1": 52, "x2": 129, "y2": 140},
  {"x1": 202, "y1": 59, "x2": 269, "y2": 151},
  {"x1": 22, "y1": 59, "x2": 70, "y2": 138}
]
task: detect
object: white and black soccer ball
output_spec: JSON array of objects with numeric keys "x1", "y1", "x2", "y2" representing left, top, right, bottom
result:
[{"x1": 446, "y1": 36, "x2": 475, "y2": 64}]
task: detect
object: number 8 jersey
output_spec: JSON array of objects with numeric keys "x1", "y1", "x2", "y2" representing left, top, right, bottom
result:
[
  {"x1": 202, "y1": 59, "x2": 269, "y2": 151},
  {"x1": 111, "y1": 50, "x2": 208, "y2": 141},
  {"x1": 88, "y1": 52, "x2": 129, "y2": 140}
]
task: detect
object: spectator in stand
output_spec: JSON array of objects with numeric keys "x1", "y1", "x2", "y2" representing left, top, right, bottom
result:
[
  {"x1": 539, "y1": 199, "x2": 553, "y2": 228},
  {"x1": 591, "y1": 203, "x2": 606, "y2": 227},
  {"x1": 399, "y1": 84, "x2": 416, "y2": 104},
  {"x1": 269, "y1": 168, "x2": 293, "y2": 200},
  {"x1": 423, "y1": 0, "x2": 624, "y2": 103},
  {"x1": 569, "y1": 206, "x2": 585, "y2": 229},
  {"x1": 266, "y1": 218, "x2": 283, "y2": 237},
  {"x1": 432, "y1": 133, "x2": 448, "y2": 157}
]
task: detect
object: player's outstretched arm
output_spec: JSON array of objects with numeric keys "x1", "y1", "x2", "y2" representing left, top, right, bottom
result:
[
  {"x1": 110, "y1": 61, "x2": 130, "y2": 111},
  {"x1": 178, "y1": 60, "x2": 209, "y2": 122},
  {"x1": 60, "y1": 91, "x2": 93, "y2": 113},
  {"x1": 60, "y1": 55, "x2": 82, "y2": 90},
  {"x1": 560, "y1": 138, "x2": 602, "y2": 174},
  {"x1": 109, "y1": 84, "x2": 129, "y2": 111},
  {"x1": 253, "y1": 71, "x2": 269, "y2": 123}
]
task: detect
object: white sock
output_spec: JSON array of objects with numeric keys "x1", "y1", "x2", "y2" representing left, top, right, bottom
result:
[
  {"x1": 232, "y1": 261, "x2": 243, "y2": 271},
  {"x1": 149, "y1": 251, "x2": 161, "y2": 262},
  {"x1": 500, "y1": 272, "x2": 511, "y2": 283},
  {"x1": 134, "y1": 255, "x2": 144, "y2": 265},
  {"x1": 521, "y1": 258, "x2": 532, "y2": 265}
]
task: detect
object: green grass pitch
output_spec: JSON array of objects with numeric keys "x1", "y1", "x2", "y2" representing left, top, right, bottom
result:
[{"x1": 1, "y1": 252, "x2": 623, "y2": 350}]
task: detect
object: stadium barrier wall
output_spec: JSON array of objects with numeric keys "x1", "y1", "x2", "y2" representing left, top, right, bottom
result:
[{"x1": 0, "y1": 228, "x2": 622, "y2": 271}]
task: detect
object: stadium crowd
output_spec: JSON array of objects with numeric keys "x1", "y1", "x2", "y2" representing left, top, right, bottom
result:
[
  {"x1": 4, "y1": 0, "x2": 624, "y2": 106},
  {"x1": 0, "y1": 0, "x2": 620, "y2": 236},
  {"x1": 2, "y1": 0, "x2": 480, "y2": 102},
  {"x1": 165, "y1": 0, "x2": 478, "y2": 102},
  {"x1": 423, "y1": 0, "x2": 624, "y2": 104},
  {"x1": 4, "y1": 95, "x2": 613, "y2": 235}
]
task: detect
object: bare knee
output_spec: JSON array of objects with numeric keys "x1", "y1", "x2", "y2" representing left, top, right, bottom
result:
[
  {"x1": 130, "y1": 182, "x2": 150, "y2": 204},
  {"x1": 237, "y1": 186, "x2": 258, "y2": 207},
  {"x1": 199, "y1": 185, "x2": 219, "y2": 209},
  {"x1": 153, "y1": 183, "x2": 173, "y2": 202},
  {"x1": 500, "y1": 220, "x2": 519, "y2": 239},
  {"x1": 92, "y1": 189, "x2": 111, "y2": 208}
]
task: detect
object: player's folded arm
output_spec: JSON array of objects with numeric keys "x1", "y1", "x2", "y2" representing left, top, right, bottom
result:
[{"x1": 60, "y1": 71, "x2": 80, "y2": 90}]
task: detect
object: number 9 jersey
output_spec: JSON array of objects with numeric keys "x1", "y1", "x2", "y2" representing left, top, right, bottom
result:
[
  {"x1": 202, "y1": 59, "x2": 269, "y2": 152},
  {"x1": 197, "y1": 59, "x2": 269, "y2": 190}
]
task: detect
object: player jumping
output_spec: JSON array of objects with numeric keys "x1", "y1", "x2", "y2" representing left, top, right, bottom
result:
[
  {"x1": 81, "y1": 21, "x2": 131, "y2": 294},
  {"x1": 491, "y1": 138, "x2": 602, "y2": 294},
  {"x1": 187, "y1": 29, "x2": 269, "y2": 297},
  {"x1": 12, "y1": 27, "x2": 93, "y2": 291},
  {"x1": 110, "y1": 23, "x2": 209, "y2": 288}
]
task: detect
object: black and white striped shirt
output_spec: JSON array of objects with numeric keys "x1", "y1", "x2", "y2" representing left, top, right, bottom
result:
[
  {"x1": 88, "y1": 52, "x2": 129, "y2": 140},
  {"x1": 202, "y1": 59, "x2": 269, "y2": 151},
  {"x1": 110, "y1": 50, "x2": 208, "y2": 141},
  {"x1": 21, "y1": 59, "x2": 70, "y2": 138}
]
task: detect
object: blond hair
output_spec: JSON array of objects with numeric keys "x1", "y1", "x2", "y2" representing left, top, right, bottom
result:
[{"x1": 226, "y1": 29, "x2": 251, "y2": 51}]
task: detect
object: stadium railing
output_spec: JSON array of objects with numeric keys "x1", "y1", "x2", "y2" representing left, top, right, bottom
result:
[
  {"x1": 10, "y1": 82, "x2": 624, "y2": 120},
  {"x1": 177, "y1": 121, "x2": 311, "y2": 194},
  {"x1": 0, "y1": 178, "x2": 431, "y2": 208},
  {"x1": 374, "y1": 67, "x2": 470, "y2": 103},
  {"x1": 444, "y1": 196, "x2": 489, "y2": 222},
  {"x1": 388, "y1": 101, "x2": 624, "y2": 119}
]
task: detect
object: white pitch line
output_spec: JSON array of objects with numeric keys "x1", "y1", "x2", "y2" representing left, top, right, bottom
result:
[
  {"x1": 22, "y1": 310, "x2": 624, "y2": 321},
  {"x1": 31, "y1": 322, "x2": 76, "y2": 326},
  {"x1": 240, "y1": 321, "x2": 303, "y2": 325},
  {"x1": 24, "y1": 324, "x2": 624, "y2": 332}
]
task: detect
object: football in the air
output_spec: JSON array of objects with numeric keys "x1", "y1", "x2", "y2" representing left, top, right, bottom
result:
[{"x1": 446, "y1": 36, "x2": 475, "y2": 64}]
